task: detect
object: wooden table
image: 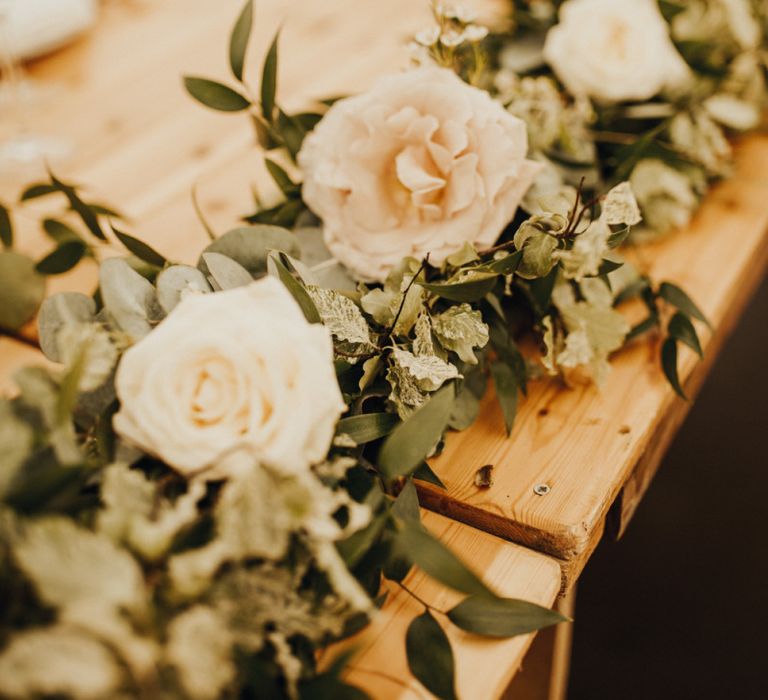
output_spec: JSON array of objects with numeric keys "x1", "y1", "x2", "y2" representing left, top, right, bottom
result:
[{"x1": 1, "y1": 1, "x2": 766, "y2": 698}]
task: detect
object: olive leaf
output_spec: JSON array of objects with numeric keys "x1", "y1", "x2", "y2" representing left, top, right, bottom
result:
[
  {"x1": 378, "y1": 383, "x2": 456, "y2": 479},
  {"x1": 490, "y1": 361, "x2": 519, "y2": 436},
  {"x1": 36, "y1": 240, "x2": 87, "y2": 275},
  {"x1": 112, "y1": 226, "x2": 167, "y2": 268},
  {"x1": 419, "y1": 270, "x2": 498, "y2": 303},
  {"x1": 659, "y1": 281, "x2": 711, "y2": 328},
  {"x1": 42, "y1": 219, "x2": 81, "y2": 244},
  {"x1": 447, "y1": 595, "x2": 568, "y2": 637},
  {"x1": 668, "y1": 312, "x2": 703, "y2": 358},
  {"x1": 183, "y1": 77, "x2": 251, "y2": 112},
  {"x1": 268, "y1": 252, "x2": 321, "y2": 324},
  {"x1": 229, "y1": 0, "x2": 253, "y2": 82},
  {"x1": 396, "y1": 522, "x2": 493, "y2": 597},
  {"x1": 335, "y1": 413, "x2": 399, "y2": 444},
  {"x1": 261, "y1": 31, "x2": 280, "y2": 121},
  {"x1": 661, "y1": 337, "x2": 686, "y2": 399},
  {"x1": 390, "y1": 478, "x2": 421, "y2": 525},
  {"x1": 406, "y1": 611, "x2": 457, "y2": 700}
]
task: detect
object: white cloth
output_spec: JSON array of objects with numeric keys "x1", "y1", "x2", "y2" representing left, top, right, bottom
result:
[{"x1": 0, "y1": 0, "x2": 98, "y2": 61}]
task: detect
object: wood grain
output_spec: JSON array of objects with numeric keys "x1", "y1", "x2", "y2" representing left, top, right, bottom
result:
[
  {"x1": 334, "y1": 510, "x2": 563, "y2": 700},
  {"x1": 418, "y1": 136, "x2": 768, "y2": 590}
]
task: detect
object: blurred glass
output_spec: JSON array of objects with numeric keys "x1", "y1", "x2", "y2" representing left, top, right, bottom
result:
[{"x1": 0, "y1": 0, "x2": 71, "y2": 176}]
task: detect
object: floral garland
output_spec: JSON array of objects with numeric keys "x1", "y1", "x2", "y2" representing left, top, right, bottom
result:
[{"x1": 0, "y1": 1, "x2": 764, "y2": 699}]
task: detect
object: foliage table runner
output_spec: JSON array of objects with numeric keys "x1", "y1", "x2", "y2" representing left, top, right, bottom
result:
[
  {"x1": 419, "y1": 135, "x2": 768, "y2": 588},
  {"x1": 1, "y1": 0, "x2": 767, "y2": 698}
]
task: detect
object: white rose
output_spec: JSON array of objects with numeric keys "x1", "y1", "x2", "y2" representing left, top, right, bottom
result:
[
  {"x1": 298, "y1": 67, "x2": 542, "y2": 282},
  {"x1": 543, "y1": 0, "x2": 691, "y2": 104},
  {"x1": 113, "y1": 278, "x2": 345, "y2": 477}
]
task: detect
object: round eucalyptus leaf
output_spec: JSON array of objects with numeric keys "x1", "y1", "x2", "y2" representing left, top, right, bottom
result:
[
  {"x1": 38, "y1": 292, "x2": 96, "y2": 362},
  {"x1": 0, "y1": 251, "x2": 46, "y2": 331},
  {"x1": 156, "y1": 265, "x2": 211, "y2": 313},
  {"x1": 198, "y1": 225, "x2": 299, "y2": 277},
  {"x1": 202, "y1": 252, "x2": 253, "y2": 290},
  {"x1": 99, "y1": 257, "x2": 163, "y2": 340}
]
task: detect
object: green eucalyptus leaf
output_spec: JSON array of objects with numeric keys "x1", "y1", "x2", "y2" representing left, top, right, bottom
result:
[
  {"x1": 405, "y1": 611, "x2": 457, "y2": 700},
  {"x1": 0, "y1": 202, "x2": 11, "y2": 248},
  {"x1": 183, "y1": 76, "x2": 251, "y2": 112},
  {"x1": 202, "y1": 252, "x2": 253, "y2": 290},
  {"x1": 335, "y1": 413, "x2": 399, "y2": 444},
  {"x1": 199, "y1": 225, "x2": 299, "y2": 276},
  {"x1": 156, "y1": 265, "x2": 211, "y2": 313},
  {"x1": 447, "y1": 595, "x2": 567, "y2": 637},
  {"x1": 268, "y1": 252, "x2": 321, "y2": 324},
  {"x1": 397, "y1": 522, "x2": 493, "y2": 597},
  {"x1": 661, "y1": 337, "x2": 686, "y2": 400},
  {"x1": 419, "y1": 272, "x2": 498, "y2": 303},
  {"x1": 261, "y1": 31, "x2": 280, "y2": 121},
  {"x1": 112, "y1": 227, "x2": 167, "y2": 268},
  {"x1": 36, "y1": 240, "x2": 87, "y2": 275},
  {"x1": 0, "y1": 251, "x2": 46, "y2": 331},
  {"x1": 229, "y1": 0, "x2": 253, "y2": 82},
  {"x1": 490, "y1": 361, "x2": 519, "y2": 436},
  {"x1": 391, "y1": 478, "x2": 421, "y2": 524},
  {"x1": 99, "y1": 257, "x2": 163, "y2": 340},
  {"x1": 378, "y1": 383, "x2": 456, "y2": 480},
  {"x1": 42, "y1": 219, "x2": 81, "y2": 244},
  {"x1": 668, "y1": 312, "x2": 703, "y2": 358},
  {"x1": 658, "y1": 282, "x2": 710, "y2": 328},
  {"x1": 38, "y1": 292, "x2": 96, "y2": 362}
]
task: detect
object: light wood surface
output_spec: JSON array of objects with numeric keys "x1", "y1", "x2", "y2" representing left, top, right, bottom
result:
[
  {"x1": 336, "y1": 510, "x2": 563, "y2": 700},
  {"x1": 419, "y1": 136, "x2": 768, "y2": 589}
]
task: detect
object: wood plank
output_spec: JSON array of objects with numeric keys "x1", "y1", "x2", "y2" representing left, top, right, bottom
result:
[
  {"x1": 332, "y1": 510, "x2": 563, "y2": 700},
  {"x1": 418, "y1": 135, "x2": 768, "y2": 590}
]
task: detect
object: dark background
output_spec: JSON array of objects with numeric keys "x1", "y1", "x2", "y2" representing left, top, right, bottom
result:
[{"x1": 567, "y1": 276, "x2": 768, "y2": 699}]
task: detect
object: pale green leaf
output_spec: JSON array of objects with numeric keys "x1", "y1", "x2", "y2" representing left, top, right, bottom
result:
[
  {"x1": 514, "y1": 223, "x2": 558, "y2": 280},
  {"x1": 0, "y1": 626, "x2": 121, "y2": 700},
  {"x1": 308, "y1": 287, "x2": 373, "y2": 346},
  {"x1": 431, "y1": 304, "x2": 489, "y2": 365},
  {"x1": 391, "y1": 348, "x2": 460, "y2": 393},
  {"x1": 12, "y1": 517, "x2": 146, "y2": 613},
  {"x1": 167, "y1": 606, "x2": 236, "y2": 700},
  {"x1": 99, "y1": 257, "x2": 162, "y2": 340}
]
